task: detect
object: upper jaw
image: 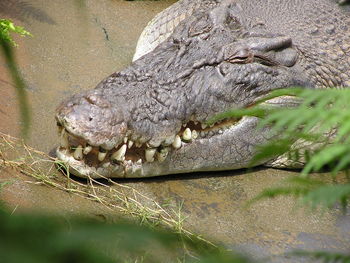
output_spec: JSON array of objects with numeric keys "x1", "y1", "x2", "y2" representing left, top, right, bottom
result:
[
  {"x1": 55, "y1": 90, "x2": 128, "y2": 150},
  {"x1": 55, "y1": 109, "x2": 247, "y2": 178}
]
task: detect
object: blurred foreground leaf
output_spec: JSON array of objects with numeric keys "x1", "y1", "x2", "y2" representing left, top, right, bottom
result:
[
  {"x1": 289, "y1": 250, "x2": 350, "y2": 263},
  {"x1": 0, "y1": 205, "x2": 253, "y2": 263},
  {"x1": 216, "y1": 88, "x2": 350, "y2": 211},
  {"x1": 0, "y1": 19, "x2": 32, "y2": 138}
]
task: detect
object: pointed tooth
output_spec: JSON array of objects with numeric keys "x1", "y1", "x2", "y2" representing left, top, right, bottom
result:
[
  {"x1": 60, "y1": 136, "x2": 69, "y2": 148},
  {"x1": 123, "y1": 137, "x2": 128, "y2": 143},
  {"x1": 98, "y1": 151, "x2": 107, "y2": 162},
  {"x1": 111, "y1": 144, "x2": 127, "y2": 161},
  {"x1": 209, "y1": 123, "x2": 214, "y2": 128},
  {"x1": 182, "y1": 123, "x2": 186, "y2": 127},
  {"x1": 135, "y1": 141, "x2": 142, "y2": 148},
  {"x1": 60, "y1": 129, "x2": 69, "y2": 148},
  {"x1": 201, "y1": 123, "x2": 207, "y2": 130},
  {"x1": 192, "y1": 130, "x2": 198, "y2": 140},
  {"x1": 194, "y1": 121, "x2": 198, "y2": 125},
  {"x1": 145, "y1": 148, "x2": 156, "y2": 162},
  {"x1": 136, "y1": 159, "x2": 142, "y2": 165},
  {"x1": 156, "y1": 147, "x2": 169, "y2": 163},
  {"x1": 172, "y1": 135, "x2": 182, "y2": 149},
  {"x1": 73, "y1": 145, "x2": 83, "y2": 160},
  {"x1": 128, "y1": 140, "x2": 134, "y2": 149},
  {"x1": 182, "y1": 128, "x2": 192, "y2": 141},
  {"x1": 83, "y1": 145, "x2": 92, "y2": 155}
]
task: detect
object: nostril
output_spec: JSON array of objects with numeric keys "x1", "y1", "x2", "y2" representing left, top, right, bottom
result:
[
  {"x1": 84, "y1": 94, "x2": 110, "y2": 108},
  {"x1": 89, "y1": 117, "x2": 93, "y2": 121},
  {"x1": 85, "y1": 96, "x2": 96, "y2": 105}
]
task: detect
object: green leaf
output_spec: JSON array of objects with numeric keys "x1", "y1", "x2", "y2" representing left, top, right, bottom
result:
[
  {"x1": 0, "y1": 19, "x2": 32, "y2": 138},
  {"x1": 302, "y1": 184, "x2": 350, "y2": 210},
  {"x1": 290, "y1": 250, "x2": 350, "y2": 263},
  {"x1": 247, "y1": 176, "x2": 326, "y2": 206},
  {"x1": 0, "y1": 19, "x2": 32, "y2": 46},
  {"x1": 302, "y1": 145, "x2": 348, "y2": 175}
]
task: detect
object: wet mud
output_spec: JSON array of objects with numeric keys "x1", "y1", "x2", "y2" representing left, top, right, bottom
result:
[{"x1": 0, "y1": 0, "x2": 349, "y2": 262}]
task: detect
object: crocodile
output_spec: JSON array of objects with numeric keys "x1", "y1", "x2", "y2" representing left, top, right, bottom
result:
[{"x1": 55, "y1": 0, "x2": 350, "y2": 178}]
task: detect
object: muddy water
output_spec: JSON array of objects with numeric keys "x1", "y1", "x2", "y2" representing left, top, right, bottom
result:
[{"x1": 0, "y1": 0, "x2": 349, "y2": 262}]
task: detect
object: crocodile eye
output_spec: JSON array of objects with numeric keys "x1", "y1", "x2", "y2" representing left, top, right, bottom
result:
[
  {"x1": 225, "y1": 48, "x2": 253, "y2": 64},
  {"x1": 227, "y1": 55, "x2": 251, "y2": 64},
  {"x1": 188, "y1": 15, "x2": 213, "y2": 37}
]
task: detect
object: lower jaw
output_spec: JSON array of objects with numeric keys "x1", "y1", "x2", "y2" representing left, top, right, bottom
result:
[
  {"x1": 56, "y1": 147, "x2": 129, "y2": 178},
  {"x1": 56, "y1": 116, "x2": 264, "y2": 179}
]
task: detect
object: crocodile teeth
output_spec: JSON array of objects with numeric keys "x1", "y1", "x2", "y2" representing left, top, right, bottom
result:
[
  {"x1": 123, "y1": 137, "x2": 128, "y2": 143},
  {"x1": 128, "y1": 140, "x2": 134, "y2": 149},
  {"x1": 201, "y1": 123, "x2": 207, "y2": 129},
  {"x1": 60, "y1": 130, "x2": 69, "y2": 148},
  {"x1": 135, "y1": 141, "x2": 142, "y2": 148},
  {"x1": 156, "y1": 147, "x2": 169, "y2": 162},
  {"x1": 182, "y1": 128, "x2": 192, "y2": 141},
  {"x1": 145, "y1": 148, "x2": 156, "y2": 162},
  {"x1": 111, "y1": 144, "x2": 127, "y2": 162},
  {"x1": 192, "y1": 130, "x2": 198, "y2": 140},
  {"x1": 98, "y1": 151, "x2": 107, "y2": 162},
  {"x1": 172, "y1": 135, "x2": 182, "y2": 149},
  {"x1": 73, "y1": 145, "x2": 83, "y2": 160},
  {"x1": 136, "y1": 159, "x2": 142, "y2": 165},
  {"x1": 83, "y1": 145, "x2": 92, "y2": 155}
]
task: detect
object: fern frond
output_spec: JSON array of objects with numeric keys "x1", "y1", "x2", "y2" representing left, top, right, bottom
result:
[
  {"x1": 0, "y1": 19, "x2": 32, "y2": 46},
  {"x1": 301, "y1": 145, "x2": 349, "y2": 175},
  {"x1": 290, "y1": 250, "x2": 350, "y2": 263},
  {"x1": 251, "y1": 88, "x2": 350, "y2": 176},
  {"x1": 247, "y1": 177, "x2": 325, "y2": 205},
  {"x1": 207, "y1": 106, "x2": 267, "y2": 125},
  {"x1": 250, "y1": 138, "x2": 294, "y2": 166},
  {"x1": 235, "y1": 88, "x2": 350, "y2": 211},
  {"x1": 302, "y1": 184, "x2": 350, "y2": 210}
]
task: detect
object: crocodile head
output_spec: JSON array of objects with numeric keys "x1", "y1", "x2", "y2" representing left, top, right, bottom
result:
[{"x1": 55, "y1": 2, "x2": 310, "y2": 178}]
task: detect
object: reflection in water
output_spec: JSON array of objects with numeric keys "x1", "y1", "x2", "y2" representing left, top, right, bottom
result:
[
  {"x1": 0, "y1": 0, "x2": 55, "y2": 24},
  {"x1": 0, "y1": 0, "x2": 349, "y2": 261}
]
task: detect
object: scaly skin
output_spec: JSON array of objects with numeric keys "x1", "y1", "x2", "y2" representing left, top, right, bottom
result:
[{"x1": 56, "y1": 0, "x2": 350, "y2": 178}]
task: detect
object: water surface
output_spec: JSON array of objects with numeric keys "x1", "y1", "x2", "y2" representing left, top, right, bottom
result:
[{"x1": 0, "y1": 1, "x2": 349, "y2": 261}]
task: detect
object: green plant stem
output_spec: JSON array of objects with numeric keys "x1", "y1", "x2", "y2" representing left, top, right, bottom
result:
[{"x1": 1, "y1": 40, "x2": 31, "y2": 138}]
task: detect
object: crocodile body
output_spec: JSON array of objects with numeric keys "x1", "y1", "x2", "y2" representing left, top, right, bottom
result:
[{"x1": 56, "y1": 0, "x2": 350, "y2": 178}]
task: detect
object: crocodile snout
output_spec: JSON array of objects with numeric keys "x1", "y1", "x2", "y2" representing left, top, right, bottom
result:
[{"x1": 56, "y1": 91, "x2": 127, "y2": 150}]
